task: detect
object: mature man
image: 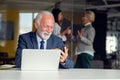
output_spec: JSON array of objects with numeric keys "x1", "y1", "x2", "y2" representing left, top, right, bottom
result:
[{"x1": 15, "y1": 11, "x2": 74, "y2": 69}]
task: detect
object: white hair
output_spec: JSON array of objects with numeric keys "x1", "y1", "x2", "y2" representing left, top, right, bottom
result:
[{"x1": 35, "y1": 11, "x2": 54, "y2": 25}]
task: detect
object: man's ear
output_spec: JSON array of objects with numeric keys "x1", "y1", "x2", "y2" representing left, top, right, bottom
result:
[{"x1": 34, "y1": 22, "x2": 38, "y2": 29}]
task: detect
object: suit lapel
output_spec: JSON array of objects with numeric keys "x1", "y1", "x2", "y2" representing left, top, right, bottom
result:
[
  {"x1": 46, "y1": 35, "x2": 53, "y2": 49},
  {"x1": 30, "y1": 32, "x2": 38, "y2": 49}
]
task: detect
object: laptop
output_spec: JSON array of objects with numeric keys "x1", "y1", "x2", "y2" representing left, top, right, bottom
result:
[{"x1": 21, "y1": 49, "x2": 61, "y2": 71}]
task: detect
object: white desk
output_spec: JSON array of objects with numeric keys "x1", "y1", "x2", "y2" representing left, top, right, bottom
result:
[{"x1": 0, "y1": 68, "x2": 120, "y2": 80}]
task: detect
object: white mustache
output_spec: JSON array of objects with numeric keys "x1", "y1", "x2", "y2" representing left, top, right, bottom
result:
[{"x1": 43, "y1": 32, "x2": 51, "y2": 35}]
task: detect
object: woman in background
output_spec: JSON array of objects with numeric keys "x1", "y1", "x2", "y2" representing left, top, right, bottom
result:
[{"x1": 74, "y1": 11, "x2": 96, "y2": 68}]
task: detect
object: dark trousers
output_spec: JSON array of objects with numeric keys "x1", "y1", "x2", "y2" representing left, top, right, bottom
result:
[{"x1": 74, "y1": 53, "x2": 93, "y2": 68}]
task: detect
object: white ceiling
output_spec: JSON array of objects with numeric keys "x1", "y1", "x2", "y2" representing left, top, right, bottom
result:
[
  {"x1": 0, "y1": 0, "x2": 86, "y2": 13},
  {"x1": 0, "y1": 0, "x2": 120, "y2": 11},
  {"x1": 0, "y1": 0, "x2": 59, "y2": 10}
]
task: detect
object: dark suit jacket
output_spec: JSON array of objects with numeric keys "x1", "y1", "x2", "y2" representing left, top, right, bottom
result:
[{"x1": 15, "y1": 32, "x2": 74, "y2": 69}]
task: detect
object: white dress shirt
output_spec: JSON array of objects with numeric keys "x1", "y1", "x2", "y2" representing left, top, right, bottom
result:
[{"x1": 36, "y1": 34, "x2": 47, "y2": 49}]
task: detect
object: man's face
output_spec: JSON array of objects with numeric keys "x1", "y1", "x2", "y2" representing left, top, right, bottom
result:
[{"x1": 36, "y1": 15, "x2": 54, "y2": 40}]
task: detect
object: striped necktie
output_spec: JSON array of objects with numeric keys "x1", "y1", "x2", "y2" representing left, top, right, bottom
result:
[{"x1": 40, "y1": 40, "x2": 45, "y2": 49}]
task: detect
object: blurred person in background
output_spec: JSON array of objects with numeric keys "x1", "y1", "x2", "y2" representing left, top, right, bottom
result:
[
  {"x1": 52, "y1": 8, "x2": 73, "y2": 44},
  {"x1": 74, "y1": 11, "x2": 96, "y2": 68}
]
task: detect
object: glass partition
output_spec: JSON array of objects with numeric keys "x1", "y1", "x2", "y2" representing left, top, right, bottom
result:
[{"x1": 0, "y1": 0, "x2": 120, "y2": 69}]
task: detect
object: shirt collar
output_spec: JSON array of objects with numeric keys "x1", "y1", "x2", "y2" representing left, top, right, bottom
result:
[
  {"x1": 36, "y1": 33, "x2": 47, "y2": 49},
  {"x1": 84, "y1": 22, "x2": 91, "y2": 26}
]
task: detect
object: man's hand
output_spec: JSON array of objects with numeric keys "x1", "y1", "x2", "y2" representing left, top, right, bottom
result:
[{"x1": 60, "y1": 46, "x2": 68, "y2": 63}]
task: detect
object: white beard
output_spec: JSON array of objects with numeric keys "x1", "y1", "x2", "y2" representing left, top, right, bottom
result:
[
  {"x1": 37, "y1": 29, "x2": 51, "y2": 40},
  {"x1": 40, "y1": 32, "x2": 51, "y2": 40}
]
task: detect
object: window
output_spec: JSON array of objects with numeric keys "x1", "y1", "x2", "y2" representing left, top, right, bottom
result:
[
  {"x1": 19, "y1": 12, "x2": 39, "y2": 35},
  {"x1": 19, "y1": 13, "x2": 33, "y2": 34},
  {"x1": 34, "y1": 13, "x2": 38, "y2": 18},
  {"x1": 106, "y1": 36, "x2": 117, "y2": 54}
]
